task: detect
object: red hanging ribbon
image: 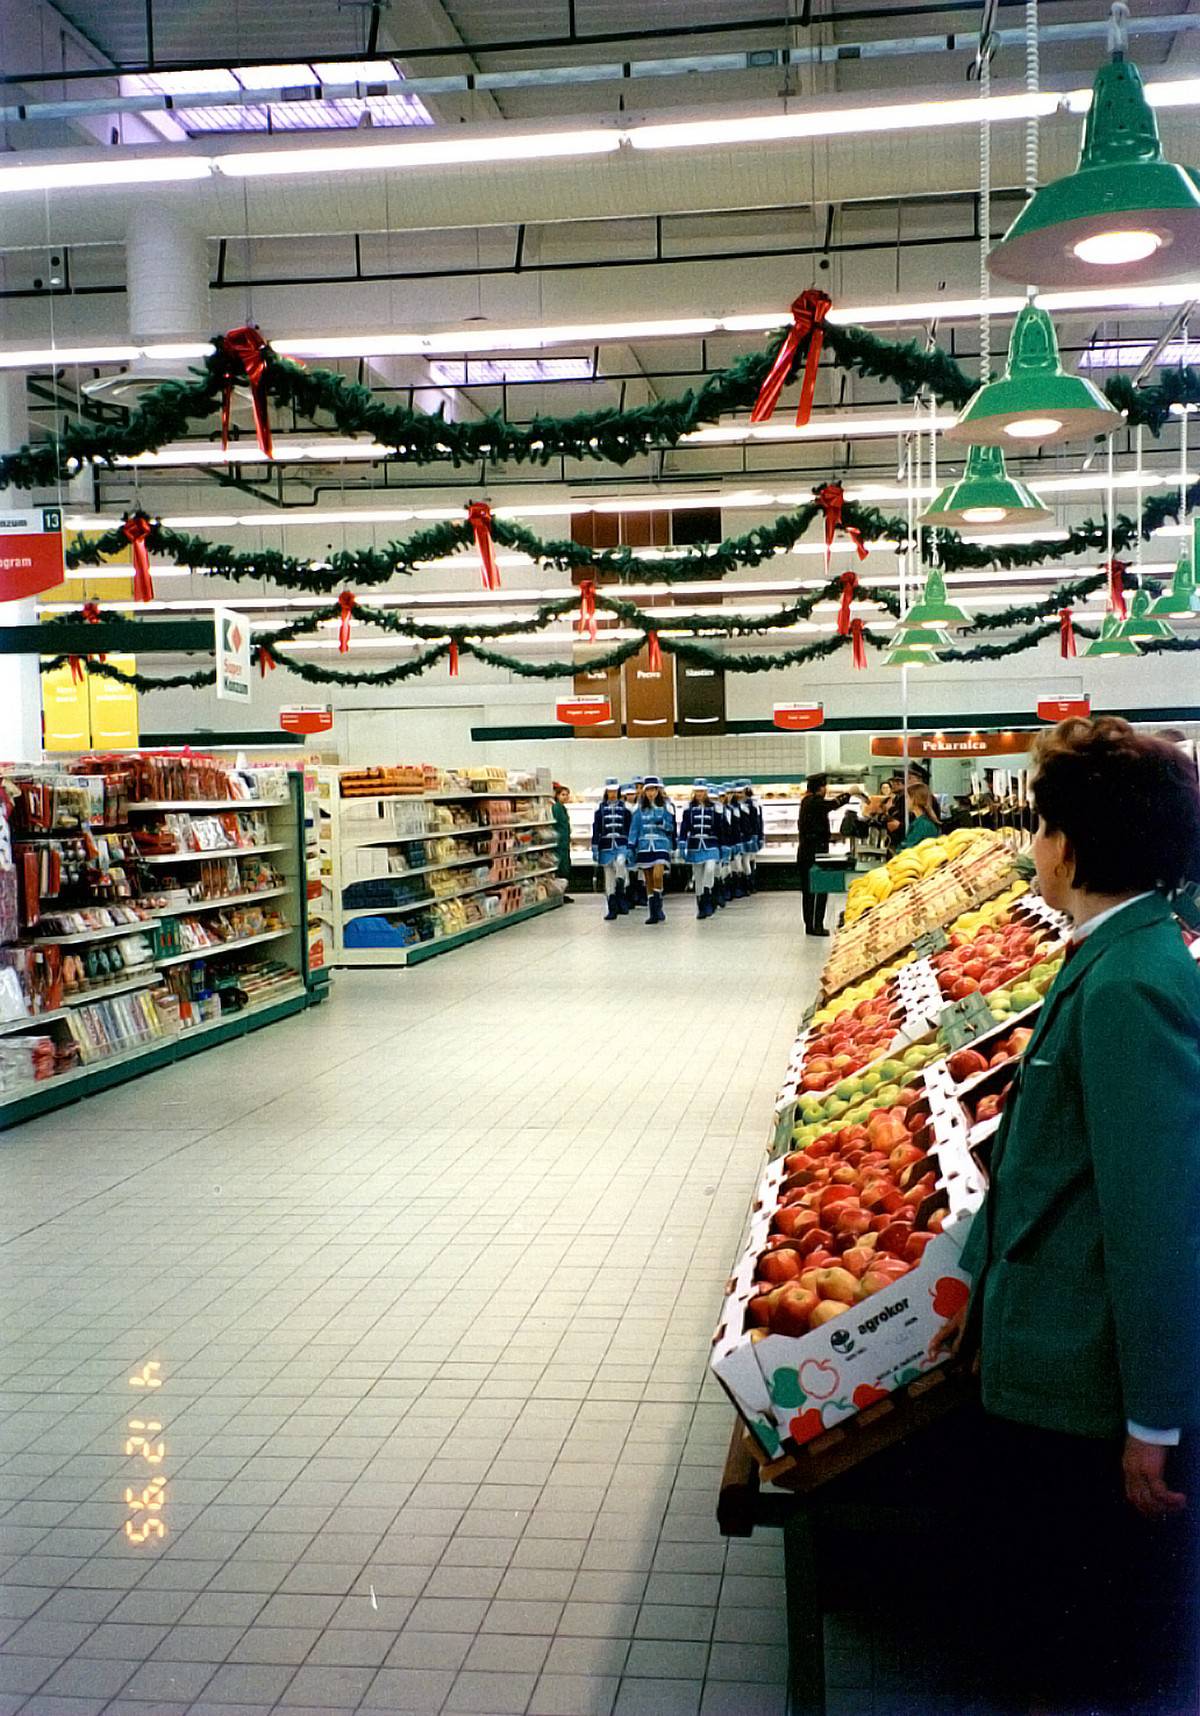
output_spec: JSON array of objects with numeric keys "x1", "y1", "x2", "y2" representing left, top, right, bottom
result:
[
  {"x1": 121, "y1": 513, "x2": 154, "y2": 603},
  {"x1": 850, "y1": 617, "x2": 868, "y2": 671},
  {"x1": 81, "y1": 599, "x2": 106, "y2": 663},
  {"x1": 67, "y1": 655, "x2": 85, "y2": 684},
  {"x1": 467, "y1": 502, "x2": 501, "y2": 590},
  {"x1": 219, "y1": 324, "x2": 274, "y2": 459},
  {"x1": 449, "y1": 640, "x2": 460, "y2": 677},
  {"x1": 258, "y1": 647, "x2": 276, "y2": 677},
  {"x1": 750, "y1": 289, "x2": 832, "y2": 426},
  {"x1": 1106, "y1": 558, "x2": 1128, "y2": 621},
  {"x1": 647, "y1": 630, "x2": 662, "y2": 673},
  {"x1": 836, "y1": 570, "x2": 858, "y2": 637},
  {"x1": 814, "y1": 482, "x2": 868, "y2": 576},
  {"x1": 337, "y1": 590, "x2": 355, "y2": 654},
  {"x1": 1059, "y1": 608, "x2": 1077, "y2": 659},
  {"x1": 577, "y1": 580, "x2": 598, "y2": 642}
]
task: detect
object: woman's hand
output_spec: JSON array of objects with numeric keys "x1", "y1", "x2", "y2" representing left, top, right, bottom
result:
[
  {"x1": 930, "y1": 1303, "x2": 969, "y2": 1361},
  {"x1": 1122, "y1": 1436, "x2": 1187, "y2": 1518}
]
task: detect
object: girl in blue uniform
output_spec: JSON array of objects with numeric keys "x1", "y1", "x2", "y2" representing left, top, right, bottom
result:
[
  {"x1": 627, "y1": 776, "x2": 676, "y2": 925},
  {"x1": 739, "y1": 780, "x2": 763, "y2": 893},
  {"x1": 713, "y1": 784, "x2": 736, "y2": 907},
  {"x1": 678, "y1": 778, "x2": 722, "y2": 920},
  {"x1": 625, "y1": 777, "x2": 646, "y2": 906},
  {"x1": 591, "y1": 777, "x2": 632, "y2": 921}
]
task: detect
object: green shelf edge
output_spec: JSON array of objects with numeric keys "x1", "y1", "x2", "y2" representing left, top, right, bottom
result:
[
  {"x1": 0, "y1": 985, "x2": 324, "y2": 1131},
  {"x1": 400, "y1": 895, "x2": 563, "y2": 967}
]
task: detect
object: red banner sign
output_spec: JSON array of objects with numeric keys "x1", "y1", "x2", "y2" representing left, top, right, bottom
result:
[
  {"x1": 280, "y1": 705, "x2": 333, "y2": 735},
  {"x1": 773, "y1": 702, "x2": 825, "y2": 731},
  {"x1": 1037, "y1": 696, "x2": 1090, "y2": 723},
  {"x1": 0, "y1": 507, "x2": 64, "y2": 601},
  {"x1": 871, "y1": 731, "x2": 1034, "y2": 759},
  {"x1": 557, "y1": 696, "x2": 612, "y2": 726}
]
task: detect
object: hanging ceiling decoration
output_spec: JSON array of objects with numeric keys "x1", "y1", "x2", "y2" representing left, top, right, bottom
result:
[
  {"x1": 903, "y1": 565, "x2": 973, "y2": 628},
  {"x1": 1148, "y1": 548, "x2": 1197, "y2": 618},
  {"x1": 1119, "y1": 585, "x2": 1175, "y2": 639},
  {"x1": 1085, "y1": 611, "x2": 1143, "y2": 654},
  {"x1": 943, "y1": 303, "x2": 1123, "y2": 447},
  {"x1": 988, "y1": 13, "x2": 1200, "y2": 289},
  {"x1": 921, "y1": 444, "x2": 1054, "y2": 529}
]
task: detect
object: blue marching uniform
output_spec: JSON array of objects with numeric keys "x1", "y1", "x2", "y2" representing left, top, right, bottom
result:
[
  {"x1": 627, "y1": 787, "x2": 676, "y2": 924},
  {"x1": 713, "y1": 792, "x2": 734, "y2": 908},
  {"x1": 679, "y1": 788, "x2": 722, "y2": 920},
  {"x1": 741, "y1": 784, "x2": 763, "y2": 891},
  {"x1": 624, "y1": 779, "x2": 647, "y2": 906},
  {"x1": 591, "y1": 788, "x2": 632, "y2": 920}
]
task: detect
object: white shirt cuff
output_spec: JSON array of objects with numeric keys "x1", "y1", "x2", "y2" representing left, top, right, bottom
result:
[{"x1": 1127, "y1": 1420, "x2": 1181, "y2": 1446}]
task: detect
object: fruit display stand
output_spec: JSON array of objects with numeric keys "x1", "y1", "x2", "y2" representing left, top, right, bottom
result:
[
  {"x1": 712, "y1": 844, "x2": 1072, "y2": 1713},
  {"x1": 318, "y1": 763, "x2": 563, "y2": 966}
]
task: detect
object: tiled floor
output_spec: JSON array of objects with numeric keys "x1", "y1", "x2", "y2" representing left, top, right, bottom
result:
[{"x1": 0, "y1": 893, "x2": 825, "y2": 1716}]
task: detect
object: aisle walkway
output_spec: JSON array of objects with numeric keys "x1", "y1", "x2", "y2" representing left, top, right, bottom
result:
[{"x1": 0, "y1": 896, "x2": 823, "y2": 1716}]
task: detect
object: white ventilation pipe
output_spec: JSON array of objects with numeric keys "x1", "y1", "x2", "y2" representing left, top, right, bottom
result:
[{"x1": 125, "y1": 202, "x2": 210, "y2": 344}]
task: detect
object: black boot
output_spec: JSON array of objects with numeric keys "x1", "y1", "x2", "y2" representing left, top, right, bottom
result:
[
  {"x1": 604, "y1": 895, "x2": 619, "y2": 921},
  {"x1": 615, "y1": 879, "x2": 630, "y2": 915},
  {"x1": 648, "y1": 892, "x2": 665, "y2": 924}
]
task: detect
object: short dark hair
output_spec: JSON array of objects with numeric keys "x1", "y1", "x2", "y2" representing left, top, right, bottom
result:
[
  {"x1": 1032, "y1": 716, "x2": 1200, "y2": 894},
  {"x1": 807, "y1": 774, "x2": 828, "y2": 794}
]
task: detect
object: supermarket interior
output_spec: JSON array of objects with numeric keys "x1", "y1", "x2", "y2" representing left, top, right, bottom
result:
[{"x1": 2, "y1": 2, "x2": 1200, "y2": 1714}]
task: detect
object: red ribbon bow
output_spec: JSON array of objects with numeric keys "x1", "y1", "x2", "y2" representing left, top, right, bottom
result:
[
  {"x1": 67, "y1": 655, "x2": 85, "y2": 685},
  {"x1": 467, "y1": 502, "x2": 501, "y2": 591},
  {"x1": 577, "y1": 580, "x2": 598, "y2": 642},
  {"x1": 1106, "y1": 558, "x2": 1129, "y2": 621},
  {"x1": 751, "y1": 289, "x2": 832, "y2": 427},
  {"x1": 449, "y1": 640, "x2": 460, "y2": 677},
  {"x1": 121, "y1": 513, "x2": 154, "y2": 603},
  {"x1": 220, "y1": 324, "x2": 274, "y2": 460},
  {"x1": 646, "y1": 631, "x2": 662, "y2": 674},
  {"x1": 337, "y1": 591, "x2": 355, "y2": 654},
  {"x1": 1059, "y1": 607, "x2": 1077, "y2": 659},
  {"x1": 814, "y1": 482, "x2": 868, "y2": 575},
  {"x1": 837, "y1": 570, "x2": 859, "y2": 637},
  {"x1": 850, "y1": 617, "x2": 868, "y2": 671}
]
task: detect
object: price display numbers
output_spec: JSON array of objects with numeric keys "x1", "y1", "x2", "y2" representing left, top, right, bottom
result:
[
  {"x1": 912, "y1": 928, "x2": 949, "y2": 958},
  {"x1": 939, "y1": 990, "x2": 995, "y2": 1051},
  {"x1": 124, "y1": 1362, "x2": 166, "y2": 1545}
]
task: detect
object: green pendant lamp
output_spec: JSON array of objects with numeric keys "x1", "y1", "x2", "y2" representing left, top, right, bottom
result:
[
  {"x1": 1119, "y1": 587, "x2": 1175, "y2": 640},
  {"x1": 890, "y1": 621, "x2": 953, "y2": 650},
  {"x1": 886, "y1": 644, "x2": 942, "y2": 667},
  {"x1": 1084, "y1": 612, "x2": 1142, "y2": 656},
  {"x1": 921, "y1": 444, "x2": 1053, "y2": 530},
  {"x1": 944, "y1": 303, "x2": 1122, "y2": 448},
  {"x1": 903, "y1": 564, "x2": 972, "y2": 628},
  {"x1": 988, "y1": 30, "x2": 1200, "y2": 289},
  {"x1": 1148, "y1": 549, "x2": 1197, "y2": 618}
]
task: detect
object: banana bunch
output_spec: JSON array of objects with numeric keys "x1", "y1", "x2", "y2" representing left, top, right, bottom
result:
[
  {"x1": 948, "y1": 877, "x2": 1029, "y2": 939},
  {"x1": 808, "y1": 955, "x2": 911, "y2": 1027},
  {"x1": 844, "y1": 828, "x2": 994, "y2": 925}
]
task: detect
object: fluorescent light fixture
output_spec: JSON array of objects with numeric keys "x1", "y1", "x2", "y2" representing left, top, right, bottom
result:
[
  {"x1": 628, "y1": 90, "x2": 1061, "y2": 151},
  {"x1": 685, "y1": 413, "x2": 956, "y2": 444},
  {"x1": 0, "y1": 156, "x2": 209, "y2": 194},
  {"x1": 216, "y1": 128, "x2": 619, "y2": 177},
  {"x1": 1079, "y1": 337, "x2": 1200, "y2": 370}
]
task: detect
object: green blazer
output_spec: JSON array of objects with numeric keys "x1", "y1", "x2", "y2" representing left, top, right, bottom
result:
[
  {"x1": 899, "y1": 813, "x2": 941, "y2": 849},
  {"x1": 551, "y1": 799, "x2": 572, "y2": 875},
  {"x1": 959, "y1": 892, "x2": 1200, "y2": 1439}
]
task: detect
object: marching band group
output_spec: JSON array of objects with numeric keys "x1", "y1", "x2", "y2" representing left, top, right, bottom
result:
[{"x1": 590, "y1": 776, "x2": 763, "y2": 924}]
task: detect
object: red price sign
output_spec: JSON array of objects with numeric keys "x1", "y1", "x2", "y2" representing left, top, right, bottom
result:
[
  {"x1": 773, "y1": 702, "x2": 824, "y2": 731},
  {"x1": 556, "y1": 696, "x2": 612, "y2": 726},
  {"x1": 280, "y1": 706, "x2": 333, "y2": 735},
  {"x1": 0, "y1": 507, "x2": 64, "y2": 601},
  {"x1": 1037, "y1": 696, "x2": 1090, "y2": 723}
]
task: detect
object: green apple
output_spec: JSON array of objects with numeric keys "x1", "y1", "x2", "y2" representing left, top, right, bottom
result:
[
  {"x1": 1010, "y1": 983, "x2": 1040, "y2": 1010},
  {"x1": 860, "y1": 1067, "x2": 883, "y2": 1094},
  {"x1": 874, "y1": 1083, "x2": 901, "y2": 1108},
  {"x1": 835, "y1": 1076, "x2": 863, "y2": 1102},
  {"x1": 823, "y1": 1097, "x2": 850, "y2": 1122},
  {"x1": 877, "y1": 1058, "x2": 907, "y2": 1081},
  {"x1": 901, "y1": 1047, "x2": 928, "y2": 1070}
]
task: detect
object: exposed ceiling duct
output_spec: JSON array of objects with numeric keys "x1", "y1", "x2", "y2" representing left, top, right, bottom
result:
[{"x1": 82, "y1": 204, "x2": 210, "y2": 402}]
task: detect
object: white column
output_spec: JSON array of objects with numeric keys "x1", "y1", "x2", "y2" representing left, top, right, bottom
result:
[{"x1": 0, "y1": 376, "x2": 42, "y2": 763}]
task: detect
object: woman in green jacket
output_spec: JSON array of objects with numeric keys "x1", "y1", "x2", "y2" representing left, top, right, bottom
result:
[
  {"x1": 936, "y1": 717, "x2": 1200, "y2": 1715},
  {"x1": 897, "y1": 781, "x2": 942, "y2": 848},
  {"x1": 551, "y1": 784, "x2": 574, "y2": 903}
]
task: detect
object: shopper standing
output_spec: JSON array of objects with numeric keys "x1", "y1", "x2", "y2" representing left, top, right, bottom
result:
[
  {"x1": 591, "y1": 777, "x2": 631, "y2": 920},
  {"x1": 627, "y1": 776, "x2": 676, "y2": 925},
  {"x1": 935, "y1": 716, "x2": 1200, "y2": 1716},
  {"x1": 897, "y1": 781, "x2": 942, "y2": 849},
  {"x1": 679, "y1": 779, "x2": 721, "y2": 920},
  {"x1": 551, "y1": 784, "x2": 574, "y2": 903},
  {"x1": 796, "y1": 774, "x2": 838, "y2": 937}
]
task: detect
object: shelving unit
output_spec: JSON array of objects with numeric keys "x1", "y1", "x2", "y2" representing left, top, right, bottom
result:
[
  {"x1": 0, "y1": 765, "x2": 327, "y2": 1129},
  {"x1": 317, "y1": 765, "x2": 563, "y2": 967}
]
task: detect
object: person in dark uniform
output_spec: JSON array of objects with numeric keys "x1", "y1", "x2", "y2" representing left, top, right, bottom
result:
[
  {"x1": 935, "y1": 716, "x2": 1200, "y2": 1716},
  {"x1": 796, "y1": 774, "x2": 844, "y2": 937}
]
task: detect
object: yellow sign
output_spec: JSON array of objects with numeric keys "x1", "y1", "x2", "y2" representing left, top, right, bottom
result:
[
  {"x1": 88, "y1": 656, "x2": 140, "y2": 749},
  {"x1": 41, "y1": 660, "x2": 91, "y2": 752}
]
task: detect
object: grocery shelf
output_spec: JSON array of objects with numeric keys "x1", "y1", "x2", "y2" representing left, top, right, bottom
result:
[
  {"x1": 29, "y1": 918, "x2": 158, "y2": 946},
  {"x1": 332, "y1": 788, "x2": 549, "y2": 804},
  {"x1": 339, "y1": 894, "x2": 562, "y2": 967},
  {"x1": 343, "y1": 865, "x2": 558, "y2": 922},
  {"x1": 129, "y1": 799, "x2": 288, "y2": 812},
  {"x1": 0, "y1": 1007, "x2": 70, "y2": 1037},
  {"x1": 340, "y1": 817, "x2": 553, "y2": 848},
  {"x1": 62, "y1": 971, "x2": 158, "y2": 1007},
  {"x1": 342, "y1": 843, "x2": 556, "y2": 890},
  {"x1": 155, "y1": 927, "x2": 291, "y2": 969},
  {"x1": 154, "y1": 886, "x2": 289, "y2": 917},
  {"x1": 135, "y1": 842, "x2": 288, "y2": 864}
]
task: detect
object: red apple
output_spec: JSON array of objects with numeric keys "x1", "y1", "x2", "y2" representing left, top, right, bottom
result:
[{"x1": 815, "y1": 1266, "x2": 859, "y2": 1304}]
